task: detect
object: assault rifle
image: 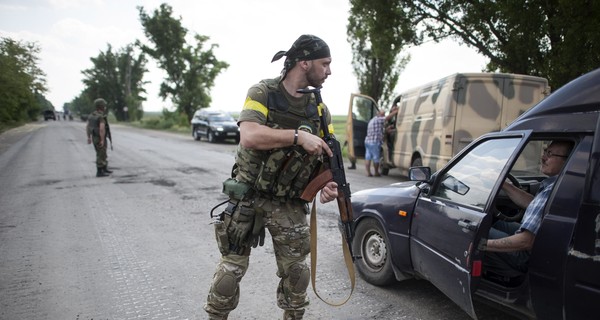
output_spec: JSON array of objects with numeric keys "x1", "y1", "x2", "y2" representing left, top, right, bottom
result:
[
  {"x1": 297, "y1": 87, "x2": 356, "y2": 262},
  {"x1": 105, "y1": 116, "x2": 113, "y2": 150}
]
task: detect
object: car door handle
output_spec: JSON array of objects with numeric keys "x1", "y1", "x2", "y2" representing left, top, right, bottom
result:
[{"x1": 457, "y1": 219, "x2": 478, "y2": 231}]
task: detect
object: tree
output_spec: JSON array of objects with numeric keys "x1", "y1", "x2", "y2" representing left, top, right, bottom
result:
[
  {"x1": 81, "y1": 44, "x2": 147, "y2": 121},
  {"x1": 347, "y1": 0, "x2": 417, "y2": 108},
  {"x1": 402, "y1": 0, "x2": 600, "y2": 89},
  {"x1": 0, "y1": 37, "x2": 48, "y2": 126},
  {"x1": 138, "y1": 3, "x2": 229, "y2": 122}
]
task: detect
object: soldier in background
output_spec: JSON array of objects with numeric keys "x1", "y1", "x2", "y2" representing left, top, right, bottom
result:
[
  {"x1": 204, "y1": 34, "x2": 338, "y2": 320},
  {"x1": 86, "y1": 98, "x2": 112, "y2": 177}
]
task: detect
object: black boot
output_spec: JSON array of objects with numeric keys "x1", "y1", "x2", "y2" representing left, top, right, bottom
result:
[
  {"x1": 103, "y1": 166, "x2": 113, "y2": 174},
  {"x1": 96, "y1": 167, "x2": 110, "y2": 177}
]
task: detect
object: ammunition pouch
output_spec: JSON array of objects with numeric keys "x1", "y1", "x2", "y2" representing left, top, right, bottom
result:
[{"x1": 254, "y1": 149, "x2": 321, "y2": 199}]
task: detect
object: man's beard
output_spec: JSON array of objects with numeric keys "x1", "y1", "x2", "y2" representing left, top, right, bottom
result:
[{"x1": 306, "y1": 68, "x2": 325, "y2": 88}]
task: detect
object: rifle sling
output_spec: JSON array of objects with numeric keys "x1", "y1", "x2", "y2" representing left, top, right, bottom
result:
[{"x1": 309, "y1": 198, "x2": 355, "y2": 306}]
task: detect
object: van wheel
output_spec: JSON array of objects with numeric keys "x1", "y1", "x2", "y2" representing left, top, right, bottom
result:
[
  {"x1": 411, "y1": 156, "x2": 422, "y2": 167},
  {"x1": 353, "y1": 218, "x2": 395, "y2": 286}
]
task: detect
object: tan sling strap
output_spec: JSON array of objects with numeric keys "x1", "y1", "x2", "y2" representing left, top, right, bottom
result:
[{"x1": 309, "y1": 199, "x2": 355, "y2": 306}]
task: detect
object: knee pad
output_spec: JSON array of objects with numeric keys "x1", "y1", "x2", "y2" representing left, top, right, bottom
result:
[
  {"x1": 288, "y1": 263, "x2": 310, "y2": 293},
  {"x1": 213, "y1": 268, "x2": 238, "y2": 297}
]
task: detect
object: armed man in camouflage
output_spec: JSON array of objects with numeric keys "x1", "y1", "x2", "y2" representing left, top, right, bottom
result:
[
  {"x1": 204, "y1": 35, "x2": 339, "y2": 320},
  {"x1": 86, "y1": 98, "x2": 112, "y2": 177}
]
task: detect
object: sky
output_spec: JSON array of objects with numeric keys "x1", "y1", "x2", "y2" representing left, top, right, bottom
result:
[{"x1": 0, "y1": 0, "x2": 488, "y2": 116}]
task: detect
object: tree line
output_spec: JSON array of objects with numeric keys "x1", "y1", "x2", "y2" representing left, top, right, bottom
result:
[
  {"x1": 2, "y1": 1, "x2": 598, "y2": 130},
  {"x1": 349, "y1": 0, "x2": 600, "y2": 108},
  {"x1": 0, "y1": 37, "x2": 51, "y2": 131}
]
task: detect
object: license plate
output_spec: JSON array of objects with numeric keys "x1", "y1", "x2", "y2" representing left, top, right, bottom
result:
[{"x1": 227, "y1": 132, "x2": 236, "y2": 136}]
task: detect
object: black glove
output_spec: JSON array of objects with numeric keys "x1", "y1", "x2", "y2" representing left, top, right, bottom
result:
[
  {"x1": 227, "y1": 205, "x2": 255, "y2": 248},
  {"x1": 250, "y1": 211, "x2": 266, "y2": 248}
]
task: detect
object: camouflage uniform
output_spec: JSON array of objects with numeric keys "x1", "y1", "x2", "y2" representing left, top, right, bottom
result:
[
  {"x1": 205, "y1": 35, "x2": 332, "y2": 320},
  {"x1": 86, "y1": 99, "x2": 111, "y2": 177}
]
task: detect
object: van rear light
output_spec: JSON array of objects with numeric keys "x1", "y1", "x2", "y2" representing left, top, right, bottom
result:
[{"x1": 472, "y1": 260, "x2": 482, "y2": 277}]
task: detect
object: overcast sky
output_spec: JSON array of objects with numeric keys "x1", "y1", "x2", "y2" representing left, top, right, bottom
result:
[{"x1": 0, "y1": 0, "x2": 488, "y2": 115}]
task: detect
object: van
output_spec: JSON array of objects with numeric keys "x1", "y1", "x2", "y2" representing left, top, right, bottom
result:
[
  {"x1": 349, "y1": 67, "x2": 600, "y2": 319},
  {"x1": 346, "y1": 73, "x2": 550, "y2": 176}
]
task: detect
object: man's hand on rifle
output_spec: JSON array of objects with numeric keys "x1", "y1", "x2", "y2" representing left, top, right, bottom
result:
[
  {"x1": 319, "y1": 181, "x2": 338, "y2": 204},
  {"x1": 297, "y1": 130, "x2": 332, "y2": 156}
]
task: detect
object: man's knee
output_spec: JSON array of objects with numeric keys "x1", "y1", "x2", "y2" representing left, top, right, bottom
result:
[
  {"x1": 210, "y1": 263, "x2": 244, "y2": 298},
  {"x1": 287, "y1": 263, "x2": 310, "y2": 293}
]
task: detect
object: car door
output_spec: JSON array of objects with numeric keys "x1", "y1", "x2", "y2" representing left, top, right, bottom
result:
[
  {"x1": 346, "y1": 94, "x2": 379, "y2": 164},
  {"x1": 410, "y1": 131, "x2": 532, "y2": 318},
  {"x1": 562, "y1": 118, "x2": 600, "y2": 319}
]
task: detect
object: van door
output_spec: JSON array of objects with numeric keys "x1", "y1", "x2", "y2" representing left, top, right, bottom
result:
[
  {"x1": 346, "y1": 94, "x2": 379, "y2": 167},
  {"x1": 410, "y1": 132, "x2": 531, "y2": 318},
  {"x1": 562, "y1": 118, "x2": 600, "y2": 319}
]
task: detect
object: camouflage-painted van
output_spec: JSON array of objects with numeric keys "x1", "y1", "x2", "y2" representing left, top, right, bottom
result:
[{"x1": 346, "y1": 73, "x2": 550, "y2": 176}]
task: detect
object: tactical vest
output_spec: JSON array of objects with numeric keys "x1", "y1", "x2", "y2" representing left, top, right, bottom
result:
[
  {"x1": 234, "y1": 79, "x2": 324, "y2": 200},
  {"x1": 87, "y1": 111, "x2": 103, "y2": 137}
]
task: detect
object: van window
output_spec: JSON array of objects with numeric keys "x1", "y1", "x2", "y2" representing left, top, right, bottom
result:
[
  {"x1": 351, "y1": 96, "x2": 377, "y2": 122},
  {"x1": 433, "y1": 137, "x2": 522, "y2": 209}
]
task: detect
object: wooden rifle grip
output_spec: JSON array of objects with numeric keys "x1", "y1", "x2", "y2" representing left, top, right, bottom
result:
[{"x1": 300, "y1": 170, "x2": 334, "y2": 202}]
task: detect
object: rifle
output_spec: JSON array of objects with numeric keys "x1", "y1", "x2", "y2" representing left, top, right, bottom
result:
[
  {"x1": 105, "y1": 116, "x2": 113, "y2": 150},
  {"x1": 297, "y1": 87, "x2": 357, "y2": 306},
  {"x1": 298, "y1": 87, "x2": 356, "y2": 260}
]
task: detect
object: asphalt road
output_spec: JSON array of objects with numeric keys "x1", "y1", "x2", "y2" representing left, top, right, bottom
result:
[{"x1": 0, "y1": 120, "x2": 517, "y2": 320}]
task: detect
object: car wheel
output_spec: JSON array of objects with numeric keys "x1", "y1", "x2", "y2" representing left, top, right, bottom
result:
[
  {"x1": 353, "y1": 218, "x2": 395, "y2": 286},
  {"x1": 208, "y1": 130, "x2": 216, "y2": 143},
  {"x1": 192, "y1": 127, "x2": 201, "y2": 141}
]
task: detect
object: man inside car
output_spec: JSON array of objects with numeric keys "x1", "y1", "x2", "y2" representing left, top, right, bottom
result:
[{"x1": 479, "y1": 140, "x2": 574, "y2": 276}]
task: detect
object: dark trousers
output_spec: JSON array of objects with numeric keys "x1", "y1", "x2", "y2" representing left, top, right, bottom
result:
[{"x1": 483, "y1": 221, "x2": 530, "y2": 277}]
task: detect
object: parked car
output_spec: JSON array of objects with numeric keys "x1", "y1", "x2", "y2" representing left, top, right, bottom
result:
[
  {"x1": 350, "y1": 68, "x2": 600, "y2": 320},
  {"x1": 191, "y1": 109, "x2": 240, "y2": 143},
  {"x1": 43, "y1": 110, "x2": 56, "y2": 121}
]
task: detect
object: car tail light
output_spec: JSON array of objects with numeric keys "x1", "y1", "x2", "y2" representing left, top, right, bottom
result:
[{"x1": 471, "y1": 260, "x2": 482, "y2": 277}]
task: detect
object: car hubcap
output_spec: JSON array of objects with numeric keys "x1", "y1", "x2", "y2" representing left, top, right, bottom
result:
[{"x1": 364, "y1": 232, "x2": 387, "y2": 269}]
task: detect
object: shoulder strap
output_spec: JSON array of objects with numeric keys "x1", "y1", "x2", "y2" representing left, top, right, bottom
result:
[{"x1": 309, "y1": 199, "x2": 355, "y2": 306}]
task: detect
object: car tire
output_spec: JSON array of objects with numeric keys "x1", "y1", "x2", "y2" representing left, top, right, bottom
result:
[
  {"x1": 353, "y1": 218, "x2": 395, "y2": 286},
  {"x1": 192, "y1": 127, "x2": 201, "y2": 141},
  {"x1": 207, "y1": 130, "x2": 216, "y2": 143}
]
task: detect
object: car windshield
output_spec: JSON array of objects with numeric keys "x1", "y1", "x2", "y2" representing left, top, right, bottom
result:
[
  {"x1": 432, "y1": 137, "x2": 522, "y2": 209},
  {"x1": 209, "y1": 115, "x2": 234, "y2": 122}
]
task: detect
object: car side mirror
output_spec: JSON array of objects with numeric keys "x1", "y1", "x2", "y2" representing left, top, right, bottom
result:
[{"x1": 409, "y1": 166, "x2": 431, "y2": 181}]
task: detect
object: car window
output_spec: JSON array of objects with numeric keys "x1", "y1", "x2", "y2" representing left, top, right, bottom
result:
[
  {"x1": 209, "y1": 115, "x2": 234, "y2": 122},
  {"x1": 432, "y1": 137, "x2": 522, "y2": 209}
]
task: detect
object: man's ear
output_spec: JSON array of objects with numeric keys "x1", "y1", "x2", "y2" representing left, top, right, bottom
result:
[{"x1": 299, "y1": 60, "x2": 311, "y2": 71}]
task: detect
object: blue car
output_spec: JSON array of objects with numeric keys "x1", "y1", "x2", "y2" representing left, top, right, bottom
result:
[{"x1": 351, "y1": 68, "x2": 600, "y2": 319}]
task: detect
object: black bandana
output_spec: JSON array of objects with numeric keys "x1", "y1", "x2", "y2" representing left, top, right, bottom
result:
[{"x1": 271, "y1": 34, "x2": 330, "y2": 80}]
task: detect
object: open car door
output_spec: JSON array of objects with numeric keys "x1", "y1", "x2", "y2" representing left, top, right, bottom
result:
[
  {"x1": 346, "y1": 94, "x2": 379, "y2": 168},
  {"x1": 410, "y1": 131, "x2": 532, "y2": 318}
]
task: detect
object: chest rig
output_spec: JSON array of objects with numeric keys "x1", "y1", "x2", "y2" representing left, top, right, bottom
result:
[{"x1": 234, "y1": 80, "x2": 324, "y2": 200}]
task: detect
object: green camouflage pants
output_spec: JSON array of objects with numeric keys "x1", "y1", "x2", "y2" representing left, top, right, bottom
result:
[
  {"x1": 92, "y1": 136, "x2": 108, "y2": 167},
  {"x1": 204, "y1": 197, "x2": 310, "y2": 320}
]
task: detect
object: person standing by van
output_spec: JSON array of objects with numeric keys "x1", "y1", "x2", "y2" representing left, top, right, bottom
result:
[
  {"x1": 364, "y1": 110, "x2": 386, "y2": 177},
  {"x1": 479, "y1": 140, "x2": 574, "y2": 275}
]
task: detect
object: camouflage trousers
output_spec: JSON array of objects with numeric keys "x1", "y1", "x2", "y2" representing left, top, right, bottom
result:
[
  {"x1": 92, "y1": 136, "x2": 108, "y2": 167},
  {"x1": 204, "y1": 197, "x2": 311, "y2": 320}
]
